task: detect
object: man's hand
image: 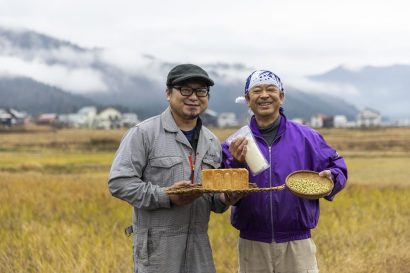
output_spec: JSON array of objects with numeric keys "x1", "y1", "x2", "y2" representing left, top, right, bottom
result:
[
  {"x1": 167, "y1": 181, "x2": 203, "y2": 206},
  {"x1": 318, "y1": 170, "x2": 334, "y2": 182},
  {"x1": 220, "y1": 192, "x2": 247, "y2": 206},
  {"x1": 229, "y1": 137, "x2": 248, "y2": 163},
  {"x1": 319, "y1": 170, "x2": 334, "y2": 196}
]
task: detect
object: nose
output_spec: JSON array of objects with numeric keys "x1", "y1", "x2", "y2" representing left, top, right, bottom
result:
[
  {"x1": 187, "y1": 92, "x2": 199, "y2": 100},
  {"x1": 260, "y1": 89, "x2": 270, "y2": 97}
]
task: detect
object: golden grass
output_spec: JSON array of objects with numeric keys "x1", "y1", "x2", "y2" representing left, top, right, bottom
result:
[
  {"x1": 1, "y1": 126, "x2": 410, "y2": 272},
  {"x1": 0, "y1": 172, "x2": 132, "y2": 273},
  {"x1": 0, "y1": 126, "x2": 125, "y2": 151},
  {"x1": 0, "y1": 151, "x2": 114, "y2": 174},
  {"x1": 315, "y1": 185, "x2": 410, "y2": 273}
]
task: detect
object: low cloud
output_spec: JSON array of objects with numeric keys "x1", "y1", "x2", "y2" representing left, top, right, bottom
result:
[
  {"x1": 287, "y1": 76, "x2": 361, "y2": 97},
  {"x1": 0, "y1": 55, "x2": 108, "y2": 93},
  {"x1": 43, "y1": 46, "x2": 98, "y2": 67},
  {"x1": 0, "y1": 33, "x2": 99, "y2": 67},
  {"x1": 100, "y1": 48, "x2": 168, "y2": 83}
]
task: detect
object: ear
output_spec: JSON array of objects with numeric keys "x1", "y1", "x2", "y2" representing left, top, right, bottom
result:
[
  {"x1": 245, "y1": 94, "x2": 250, "y2": 106},
  {"x1": 280, "y1": 92, "x2": 285, "y2": 105},
  {"x1": 166, "y1": 89, "x2": 171, "y2": 101}
]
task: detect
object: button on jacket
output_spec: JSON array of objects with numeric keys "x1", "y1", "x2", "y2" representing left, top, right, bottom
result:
[
  {"x1": 109, "y1": 107, "x2": 228, "y2": 273},
  {"x1": 221, "y1": 113, "x2": 348, "y2": 243}
]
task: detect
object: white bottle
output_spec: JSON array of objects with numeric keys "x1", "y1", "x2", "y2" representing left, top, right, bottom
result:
[
  {"x1": 226, "y1": 125, "x2": 270, "y2": 175},
  {"x1": 245, "y1": 136, "x2": 269, "y2": 174}
]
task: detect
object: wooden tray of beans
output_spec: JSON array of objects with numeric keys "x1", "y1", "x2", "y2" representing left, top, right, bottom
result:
[{"x1": 285, "y1": 170, "x2": 334, "y2": 200}]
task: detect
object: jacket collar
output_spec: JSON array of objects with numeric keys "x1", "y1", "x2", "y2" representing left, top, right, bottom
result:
[
  {"x1": 250, "y1": 112, "x2": 287, "y2": 139},
  {"x1": 160, "y1": 107, "x2": 213, "y2": 154},
  {"x1": 161, "y1": 107, "x2": 180, "y2": 133},
  {"x1": 160, "y1": 107, "x2": 189, "y2": 147}
]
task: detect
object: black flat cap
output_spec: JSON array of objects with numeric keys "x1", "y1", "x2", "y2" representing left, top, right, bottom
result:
[{"x1": 167, "y1": 64, "x2": 214, "y2": 86}]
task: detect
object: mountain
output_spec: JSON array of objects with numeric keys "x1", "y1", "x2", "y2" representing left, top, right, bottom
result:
[
  {"x1": 0, "y1": 26, "x2": 85, "y2": 52},
  {"x1": 309, "y1": 65, "x2": 410, "y2": 119},
  {"x1": 0, "y1": 74, "x2": 358, "y2": 120},
  {"x1": 205, "y1": 81, "x2": 358, "y2": 121},
  {"x1": 1, "y1": 26, "x2": 359, "y2": 120},
  {"x1": 0, "y1": 76, "x2": 96, "y2": 115}
]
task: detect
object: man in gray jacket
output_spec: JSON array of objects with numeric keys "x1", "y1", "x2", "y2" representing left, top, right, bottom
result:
[{"x1": 109, "y1": 64, "x2": 238, "y2": 273}]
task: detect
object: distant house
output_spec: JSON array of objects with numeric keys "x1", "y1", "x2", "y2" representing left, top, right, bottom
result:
[
  {"x1": 55, "y1": 106, "x2": 139, "y2": 129},
  {"x1": 55, "y1": 114, "x2": 74, "y2": 128},
  {"x1": 201, "y1": 109, "x2": 218, "y2": 127},
  {"x1": 323, "y1": 116, "x2": 334, "y2": 128},
  {"x1": 0, "y1": 108, "x2": 27, "y2": 128},
  {"x1": 56, "y1": 106, "x2": 98, "y2": 128},
  {"x1": 0, "y1": 108, "x2": 14, "y2": 127},
  {"x1": 291, "y1": 118, "x2": 305, "y2": 125},
  {"x1": 333, "y1": 115, "x2": 348, "y2": 128},
  {"x1": 121, "y1": 113, "x2": 140, "y2": 128},
  {"x1": 310, "y1": 114, "x2": 326, "y2": 128},
  {"x1": 37, "y1": 113, "x2": 57, "y2": 125},
  {"x1": 357, "y1": 108, "x2": 381, "y2": 127},
  {"x1": 56, "y1": 113, "x2": 89, "y2": 128},
  {"x1": 218, "y1": 112, "x2": 239, "y2": 128},
  {"x1": 77, "y1": 106, "x2": 97, "y2": 128},
  {"x1": 95, "y1": 107, "x2": 122, "y2": 129},
  {"x1": 394, "y1": 118, "x2": 410, "y2": 127}
]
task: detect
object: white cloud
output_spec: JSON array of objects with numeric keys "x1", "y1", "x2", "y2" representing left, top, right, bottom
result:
[
  {"x1": 287, "y1": 76, "x2": 361, "y2": 97},
  {"x1": 45, "y1": 47, "x2": 98, "y2": 67},
  {"x1": 1, "y1": 0, "x2": 410, "y2": 81},
  {"x1": 100, "y1": 48, "x2": 158, "y2": 74},
  {"x1": 0, "y1": 55, "x2": 108, "y2": 92}
]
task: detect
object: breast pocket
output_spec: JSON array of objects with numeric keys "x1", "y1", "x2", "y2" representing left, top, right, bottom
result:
[
  {"x1": 201, "y1": 155, "x2": 220, "y2": 170},
  {"x1": 147, "y1": 156, "x2": 184, "y2": 187}
]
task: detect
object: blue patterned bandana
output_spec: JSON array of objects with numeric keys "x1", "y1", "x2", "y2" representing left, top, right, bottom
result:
[{"x1": 244, "y1": 70, "x2": 284, "y2": 94}]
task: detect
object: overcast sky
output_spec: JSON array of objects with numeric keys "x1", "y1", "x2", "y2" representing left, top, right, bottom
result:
[{"x1": 1, "y1": 0, "x2": 410, "y2": 84}]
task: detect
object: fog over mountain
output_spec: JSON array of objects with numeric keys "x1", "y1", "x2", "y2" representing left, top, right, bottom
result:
[
  {"x1": 7, "y1": 26, "x2": 405, "y2": 121},
  {"x1": 309, "y1": 65, "x2": 410, "y2": 119}
]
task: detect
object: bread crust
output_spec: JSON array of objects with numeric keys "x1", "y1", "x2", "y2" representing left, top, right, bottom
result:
[{"x1": 201, "y1": 168, "x2": 249, "y2": 189}]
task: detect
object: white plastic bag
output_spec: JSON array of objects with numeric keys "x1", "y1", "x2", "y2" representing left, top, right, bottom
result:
[{"x1": 226, "y1": 126, "x2": 270, "y2": 175}]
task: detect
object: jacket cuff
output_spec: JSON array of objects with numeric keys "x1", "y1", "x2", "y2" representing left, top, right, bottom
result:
[
  {"x1": 324, "y1": 169, "x2": 340, "y2": 201},
  {"x1": 157, "y1": 187, "x2": 171, "y2": 208},
  {"x1": 214, "y1": 193, "x2": 230, "y2": 213}
]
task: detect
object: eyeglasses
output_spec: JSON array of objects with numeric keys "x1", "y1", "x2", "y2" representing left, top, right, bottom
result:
[{"x1": 173, "y1": 86, "x2": 209, "y2": 97}]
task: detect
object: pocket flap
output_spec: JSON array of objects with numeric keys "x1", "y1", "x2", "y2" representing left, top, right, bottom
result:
[
  {"x1": 202, "y1": 157, "x2": 220, "y2": 169},
  {"x1": 150, "y1": 156, "x2": 183, "y2": 168}
]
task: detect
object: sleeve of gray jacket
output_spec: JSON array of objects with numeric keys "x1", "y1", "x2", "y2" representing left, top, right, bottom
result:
[
  {"x1": 108, "y1": 127, "x2": 171, "y2": 209},
  {"x1": 205, "y1": 193, "x2": 229, "y2": 213}
]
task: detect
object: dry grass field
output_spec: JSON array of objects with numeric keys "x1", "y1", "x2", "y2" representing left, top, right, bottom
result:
[{"x1": 1, "y1": 126, "x2": 410, "y2": 272}]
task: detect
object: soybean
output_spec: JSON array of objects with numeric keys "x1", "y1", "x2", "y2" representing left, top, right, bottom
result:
[{"x1": 288, "y1": 178, "x2": 331, "y2": 195}]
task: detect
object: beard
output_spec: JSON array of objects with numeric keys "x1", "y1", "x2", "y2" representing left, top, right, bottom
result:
[
  {"x1": 170, "y1": 104, "x2": 203, "y2": 121},
  {"x1": 184, "y1": 110, "x2": 200, "y2": 120}
]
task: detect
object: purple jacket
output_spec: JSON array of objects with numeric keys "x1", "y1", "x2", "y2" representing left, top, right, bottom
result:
[{"x1": 221, "y1": 113, "x2": 348, "y2": 243}]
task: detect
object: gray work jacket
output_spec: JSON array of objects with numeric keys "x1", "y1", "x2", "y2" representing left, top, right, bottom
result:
[{"x1": 109, "y1": 108, "x2": 228, "y2": 273}]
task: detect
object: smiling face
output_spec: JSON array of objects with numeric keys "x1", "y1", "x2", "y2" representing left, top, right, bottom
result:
[
  {"x1": 167, "y1": 81, "x2": 209, "y2": 125},
  {"x1": 246, "y1": 83, "x2": 284, "y2": 126}
]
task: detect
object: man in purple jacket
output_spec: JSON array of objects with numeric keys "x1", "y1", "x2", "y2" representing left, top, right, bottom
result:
[{"x1": 221, "y1": 70, "x2": 348, "y2": 273}]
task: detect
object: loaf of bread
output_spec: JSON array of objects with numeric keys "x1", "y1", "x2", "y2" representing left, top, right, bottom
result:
[{"x1": 201, "y1": 168, "x2": 249, "y2": 189}]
